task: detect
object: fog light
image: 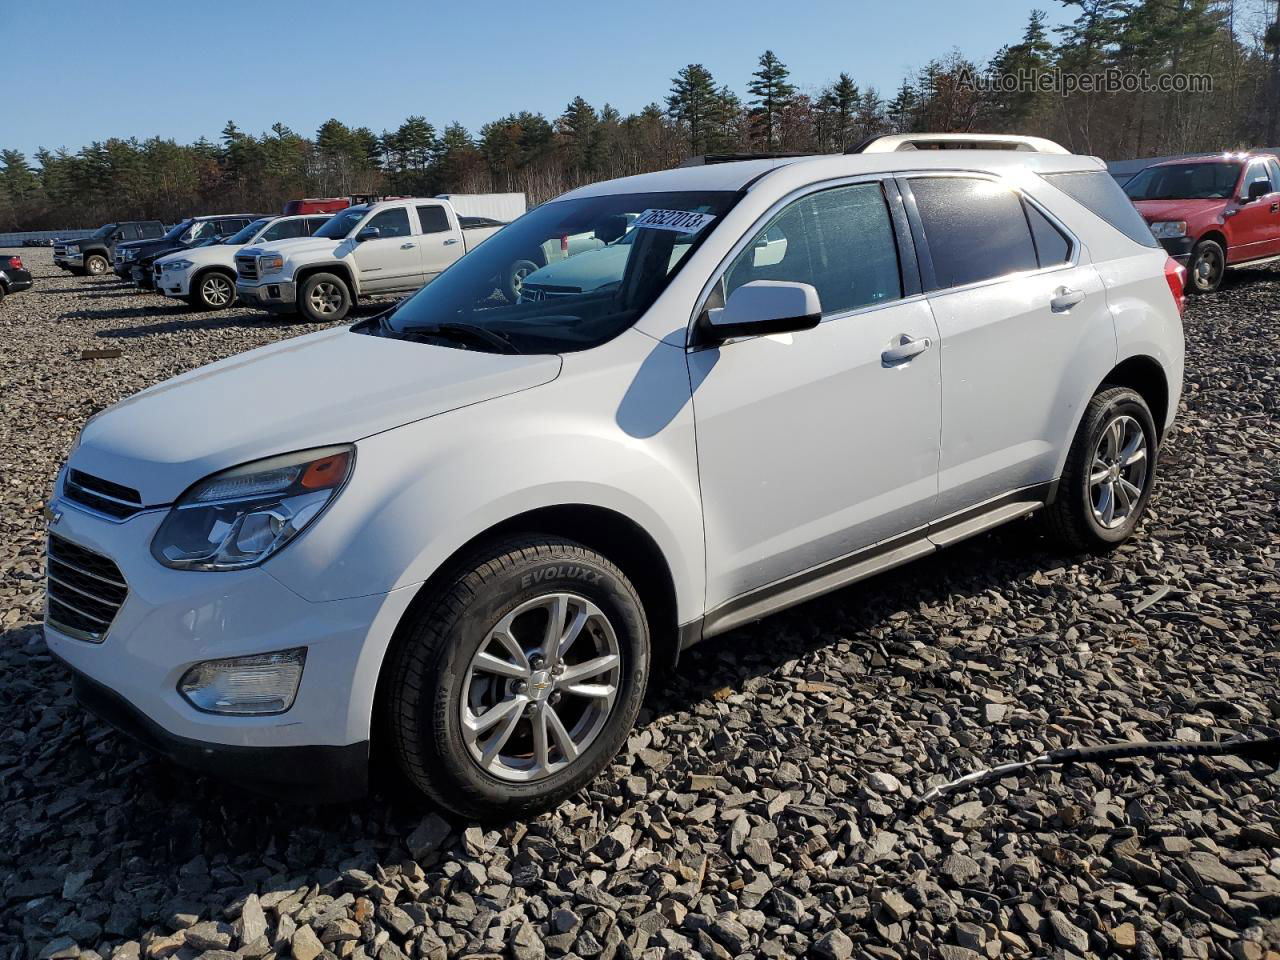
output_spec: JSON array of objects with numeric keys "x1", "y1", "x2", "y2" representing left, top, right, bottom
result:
[{"x1": 178, "y1": 648, "x2": 306, "y2": 715}]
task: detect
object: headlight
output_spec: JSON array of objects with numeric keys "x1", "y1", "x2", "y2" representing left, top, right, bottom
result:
[
  {"x1": 67, "y1": 244, "x2": 80, "y2": 253},
  {"x1": 151, "y1": 445, "x2": 354, "y2": 571},
  {"x1": 259, "y1": 254, "x2": 285, "y2": 275},
  {"x1": 1149, "y1": 221, "x2": 1188, "y2": 239},
  {"x1": 163, "y1": 259, "x2": 193, "y2": 271},
  {"x1": 124, "y1": 248, "x2": 139, "y2": 260},
  {"x1": 179, "y1": 648, "x2": 306, "y2": 715}
]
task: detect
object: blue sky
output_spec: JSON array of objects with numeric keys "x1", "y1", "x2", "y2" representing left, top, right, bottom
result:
[{"x1": 6, "y1": 0, "x2": 1068, "y2": 159}]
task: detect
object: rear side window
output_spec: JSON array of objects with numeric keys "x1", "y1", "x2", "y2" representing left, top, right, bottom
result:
[
  {"x1": 1042, "y1": 171, "x2": 1160, "y2": 248},
  {"x1": 1026, "y1": 205, "x2": 1072, "y2": 267},
  {"x1": 910, "y1": 177, "x2": 1038, "y2": 288},
  {"x1": 417, "y1": 205, "x2": 452, "y2": 234},
  {"x1": 1268, "y1": 158, "x2": 1280, "y2": 188},
  {"x1": 724, "y1": 182, "x2": 903, "y2": 316}
]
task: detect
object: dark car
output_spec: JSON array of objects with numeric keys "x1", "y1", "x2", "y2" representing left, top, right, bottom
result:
[
  {"x1": 0, "y1": 254, "x2": 34, "y2": 305},
  {"x1": 116, "y1": 214, "x2": 264, "y2": 287},
  {"x1": 54, "y1": 221, "x2": 166, "y2": 276}
]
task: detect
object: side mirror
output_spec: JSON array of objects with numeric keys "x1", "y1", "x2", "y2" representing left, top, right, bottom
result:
[
  {"x1": 1246, "y1": 179, "x2": 1271, "y2": 202},
  {"x1": 699, "y1": 280, "x2": 821, "y2": 344},
  {"x1": 356, "y1": 226, "x2": 381, "y2": 242}
]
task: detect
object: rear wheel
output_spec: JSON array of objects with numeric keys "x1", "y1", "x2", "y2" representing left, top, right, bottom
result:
[
  {"x1": 1043, "y1": 386, "x2": 1158, "y2": 553},
  {"x1": 299, "y1": 272, "x2": 351, "y2": 323},
  {"x1": 191, "y1": 271, "x2": 236, "y2": 310},
  {"x1": 385, "y1": 537, "x2": 649, "y2": 818},
  {"x1": 1187, "y1": 238, "x2": 1225, "y2": 294},
  {"x1": 84, "y1": 253, "x2": 109, "y2": 276}
]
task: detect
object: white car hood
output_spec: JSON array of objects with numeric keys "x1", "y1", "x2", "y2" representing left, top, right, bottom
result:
[
  {"x1": 70, "y1": 328, "x2": 563, "y2": 504},
  {"x1": 155, "y1": 243, "x2": 239, "y2": 268},
  {"x1": 245, "y1": 236, "x2": 344, "y2": 262}
]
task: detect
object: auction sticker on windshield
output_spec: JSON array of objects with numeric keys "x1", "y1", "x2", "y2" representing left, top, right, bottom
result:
[{"x1": 634, "y1": 209, "x2": 716, "y2": 234}]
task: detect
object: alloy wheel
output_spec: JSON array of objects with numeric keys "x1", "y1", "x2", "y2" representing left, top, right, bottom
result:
[
  {"x1": 1193, "y1": 247, "x2": 1222, "y2": 291},
  {"x1": 309, "y1": 281, "x2": 343, "y2": 315},
  {"x1": 202, "y1": 275, "x2": 232, "y2": 307},
  {"x1": 1089, "y1": 414, "x2": 1149, "y2": 529},
  {"x1": 460, "y1": 592, "x2": 621, "y2": 782}
]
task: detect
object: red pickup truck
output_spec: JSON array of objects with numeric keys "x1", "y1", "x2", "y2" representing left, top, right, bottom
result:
[{"x1": 1123, "y1": 152, "x2": 1280, "y2": 293}]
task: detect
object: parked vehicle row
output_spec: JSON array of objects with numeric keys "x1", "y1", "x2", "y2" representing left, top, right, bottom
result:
[
  {"x1": 45, "y1": 134, "x2": 1188, "y2": 817},
  {"x1": 1124, "y1": 151, "x2": 1280, "y2": 293},
  {"x1": 116, "y1": 214, "x2": 266, "y2": 287}
]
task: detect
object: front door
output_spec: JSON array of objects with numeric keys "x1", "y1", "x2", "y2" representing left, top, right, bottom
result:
[
  {"x1": 690, "y1": 180, "x2": 942, "y2": 610},
  {"x1": 353, "y1": 207, "x2": 422, "y2": 292},
  {"x1": 1227, "y1": 161, "x2": 1279, "y2": 263}
]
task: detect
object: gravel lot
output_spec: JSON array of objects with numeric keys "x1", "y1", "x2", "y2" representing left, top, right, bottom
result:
[{"x1": 2, "y1": 247, "x2": 1278, "y2": 960}]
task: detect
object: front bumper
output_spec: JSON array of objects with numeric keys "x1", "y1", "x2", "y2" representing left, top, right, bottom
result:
[
  {"x1": 42, "y1": 490, "x2": 417, "y2": 797},
  {"x1": 64, "y1": 663, "x2": 369, "y2": 801},
  {"x1": 236, "y1": 279, "x2": 297, "y2": 310},
  {"x1": 66, "y1": 252, "x2": 84, "y2": 268},
  {"x1": 1158, "y1": 236, "x2": 1195, "y2": 263},
  {"x1": 157, "y1": 268, "x2": 193, "y2": 298}
]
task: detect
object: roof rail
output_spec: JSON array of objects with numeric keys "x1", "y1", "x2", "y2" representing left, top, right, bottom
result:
[
  {"x1": 678, "y1": 152, "x2": 811, "y2": 167},
  {"x1": 848, "y1": 133, "x2": 1071, "y2": 155}
]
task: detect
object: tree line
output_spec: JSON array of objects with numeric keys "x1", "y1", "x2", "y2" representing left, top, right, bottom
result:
[{"x1": 2, "y1": 0, "x2": 1278, "y2": 231}]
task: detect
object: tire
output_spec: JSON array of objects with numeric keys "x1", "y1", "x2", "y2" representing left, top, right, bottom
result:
[
  {"x1": 299, "y1": 272, "x2": 351, "y2": 323},
  {"x1": 1042, "y1": 386, "x2": 1159, "y2": 553},
  {"x1": 503, "y1": 259, "x2": 539, "y2": 303},
  {"x1": 84, "y1": 253, "x2": 109, "y2": 276},
  {"x1": 191, "y1": 270, "x2": 236, "y2": 310},
  {"x1": 385, "y1": 536, "x2": 650, "y2": 818},
  {"x1": 1186, "y1": 238, "x2": 1225, "y2": 294}
]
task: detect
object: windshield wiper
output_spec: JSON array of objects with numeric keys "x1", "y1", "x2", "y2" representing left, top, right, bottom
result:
[{"x1": 398, "y1": 322, "x2": 521, "y2": 355}]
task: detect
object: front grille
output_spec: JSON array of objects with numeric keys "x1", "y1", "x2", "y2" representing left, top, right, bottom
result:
[
  {"x1": 46, "y1": 535, "x2": 128, "y2": 643},
  {"x1": 54, "y1": 244, "x2": 67, "y2": 256},
  {"x1": 64, "y1": 470, "x2": 144, "y2": 520},
  {"x1": 520, "y1": 283, "x2": 580, "y2": 302},
  {"x1": 236, "y1": 255, "x2": 258, "y2": 282}
]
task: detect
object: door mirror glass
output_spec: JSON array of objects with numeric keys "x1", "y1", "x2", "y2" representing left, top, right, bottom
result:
[
  {"x1": 702, "y1": 280, "x2": 821, "y2": 343},
  {"x1": 1246, "y1": 179, "x2": 1271, "y2": 202},
  {"x1": 356, "y1": 226, "x2": 382, "y2": 242}
]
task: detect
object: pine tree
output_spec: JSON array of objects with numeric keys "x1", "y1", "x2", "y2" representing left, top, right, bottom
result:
[
  {"x1": 666, "y1": 64, "x2": 719, "y2": 154},
  {"x1": 820, "y1": 73, "x2": 859, "y2": 150},
  {"x1": 559, "y1": 96, "x2": 600, "y2": 177},
  {"x1": 748, "y1": 50, "x2": 796, "y2": 149},
  {"x1": 886, "y1": 79, "x2": 919, "y2": 133}
]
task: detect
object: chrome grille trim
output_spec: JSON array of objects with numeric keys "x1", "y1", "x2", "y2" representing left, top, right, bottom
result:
[
  {"x1": 64, "y1": 470, "x2": 144, "y2": 520},
  {"x1": 46, "y1": 535, "x2": 129, "y2": 644}
]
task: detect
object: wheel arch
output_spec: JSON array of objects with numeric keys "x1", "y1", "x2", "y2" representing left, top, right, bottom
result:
[
  {"x1": 295, "y1": 262, "x2": 357, "y2": 300},
  {"x1": 192, "y1": 264, "x2": 236, "y2": 291},
  {"x1": 1101, "y1": 354, "x2": 1170, "y2": 440},
  {"x1": 370, "y1": 503, "x2": 682, "y2": 747},
  {"x1": 1197, "y1": 228, "x2": 1227, "y2": 253}
]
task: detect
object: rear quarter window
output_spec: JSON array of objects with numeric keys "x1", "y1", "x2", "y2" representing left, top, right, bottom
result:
[{"x1": 1042, "y1": 170, "x2": 1159, "y2": 248}]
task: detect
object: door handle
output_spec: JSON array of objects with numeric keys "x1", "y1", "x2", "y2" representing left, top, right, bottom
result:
[
  {"x1": 1271, "y1": 201, "x2": 1279, "y2": 213},
  {"x1": 1050, "y1": 286, "x2": 1085, "y2": 312},
  {"x1": 881, "y1": 334, "x2": 932, "y2": 365},
  {"x1": 443, "y1": 238, "x2": 460, "y2": 246},
  {"x1": 400, "y1": 242, "x2": 416, "y2": 249}
]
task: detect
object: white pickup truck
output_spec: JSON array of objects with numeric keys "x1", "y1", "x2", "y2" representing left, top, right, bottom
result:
[{"x1": 235, "y1": 197, "x2": 511, "y2": 322}]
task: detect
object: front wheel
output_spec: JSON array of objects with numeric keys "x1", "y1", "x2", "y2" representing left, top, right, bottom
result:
[
  {"x1": 385, "y1": 537, "x2": 650, "y2": 818},
  {"x1": 191, "y1": 271, "x2": 236, "y2": 310},
  {"x1": 1043, "y1": 386, "x2": 1158, "y2": 553},
  {"x1": 298, "y1": 272, "x2": 351, "y2": 323},
  {"x1": 1186, "y1": 238, "x2": 1225, "y2": 294},
  {"x1": 84, "y1": 253, "x2": 109, "y2": 276}
]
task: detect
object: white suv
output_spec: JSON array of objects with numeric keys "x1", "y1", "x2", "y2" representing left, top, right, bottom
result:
[{"x1": 46, "y1": 135, "x2": 1185, "y2": 817}]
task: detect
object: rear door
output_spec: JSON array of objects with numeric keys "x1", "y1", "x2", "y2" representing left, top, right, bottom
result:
[
  {"x1": 352, "y1": 207, "x2": 421, "y2": 292},
  {"x1": 416, "y1": 203, "x2": 461, "y2": 281},
  {"x1": 901, "y1": 174, "x2": 1113, "y2": 516}
]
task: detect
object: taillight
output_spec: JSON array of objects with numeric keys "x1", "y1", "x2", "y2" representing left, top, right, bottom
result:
[
  {"x1": 6, "y1": 256, "x2": 22, "y2": 270},
  {"x1": 1163, "y1": 257, "x2": 1186, "y2": 317}
]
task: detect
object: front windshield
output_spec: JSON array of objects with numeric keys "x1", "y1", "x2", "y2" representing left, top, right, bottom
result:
[
  {"x1": 1124, "y1": 162, "x2": 1242, "y2": 200},
  {"x1": 382, "y1": 191, "x2": 737, "y2": 353},
  {"x1": 91, "y1": 224, "x2": 117, "y2": 239},
  {"x1": 313, "y1": 207, "x2": 367, "y2": 239},
  {"x1": 164, "y1": 219, "x2": 193, "y2": 241},
  {"x1": 227, "y1": 219, "x2": 271, "y2": 245}
]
